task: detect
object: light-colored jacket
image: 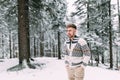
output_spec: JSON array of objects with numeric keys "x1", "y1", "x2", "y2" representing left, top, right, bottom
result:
[{"x1": 63, "y1": 36, "x2": 91, "y2": 67}]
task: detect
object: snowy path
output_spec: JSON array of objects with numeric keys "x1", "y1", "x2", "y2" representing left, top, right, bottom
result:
[{"x1": 0, "y1": 57, "x2": 120, "y2": 80}]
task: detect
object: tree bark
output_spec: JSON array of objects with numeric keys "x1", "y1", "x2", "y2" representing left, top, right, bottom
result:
[
  {"x1": 58, "y1": 31, "x2": 61, "y2": 59},
  {"x1": 108, "y1": 0, "x2": 113, "y2": 69},
  {"x1": 9, "y1": 31, "x2": 12, "y2": 58},
  {"x1": 2, "y1": 34, "x2": 4, "y2": 59},
  {"x1": 40, "y1": 32, "x2": 44, "y2": 57},
  {"x1": 18, "y1": 0, "x2": 30, "y2": 64},
  {"x1": 34, "y1": 36, "x2": 37, "y2": 57},
  {"x1": 117, "y1": 0, "x2": 120, "y2": 32}
]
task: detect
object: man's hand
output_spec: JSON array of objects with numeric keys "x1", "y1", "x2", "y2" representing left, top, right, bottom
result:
[{"x1": 66, "y1": 64, "x2": 69, "y2": 69}]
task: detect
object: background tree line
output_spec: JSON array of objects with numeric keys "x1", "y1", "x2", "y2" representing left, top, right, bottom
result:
[
  {"x1": 0, "y1": 0, "x2": 66, "y2": 69},
  {"x1": 70, "y1": 0, "x2": 120, "y2": 69},
  {"x1": 0, "y1": 0, "x2": 120, "y2": 69}
]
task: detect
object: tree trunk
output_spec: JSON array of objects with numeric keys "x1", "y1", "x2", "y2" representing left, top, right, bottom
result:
[
  {"x1": 101, "y1": 52, "x2": 104, "y2": 64},
  {"x1": 87, "y1": 0, "x2": 90, "y2": 32},
  {"x1": 58, "y1": 31, "x2": 61, "y2": 59},
  {"x1": 37, "y1": 39, "x2": 39, "y2": 57},
  {"x1": 2, "y1": 34, "x2": 4, "y2": 59},
  {"x1": 116, "y1": 47, "x2": 119, "y2": 69},
  {"x1": 40, "y1": 32, "x2": 44, "y2": 57},
  {"x1": 101, "y1": 2, "x2": 105, "y2": 64},
  {"x1": 34, "y1": 36, "x2": 37, "y2": 57},
  {"x1": 13, "y1": 38, "x2": 15, "y2": 58},
  {"x1": 97, "y1": 47, "x2": 99, "y2": 65},
  {"x1": 18, "y1": 0, "x2": 30, "y2": 64},
  {"x1": 108, "y1": 0, "x2": 113, "y2": 69},
  {"x1": 9, "y1": 31, "x2": 12, "y2": 58},
  {"x1": 117, "y1": 0, "x2": 120, "y2": 32},
  {"x1": 116, "y1": 0, "x2": 120, "y2": 69}
]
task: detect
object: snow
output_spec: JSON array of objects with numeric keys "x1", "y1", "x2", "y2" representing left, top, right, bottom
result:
[
  {"x1": 0, "y1": 57, "x2": 120, "y2": 80},
  {"x1": 66, "y1": 0, "x2": 76, "y2": 16}
]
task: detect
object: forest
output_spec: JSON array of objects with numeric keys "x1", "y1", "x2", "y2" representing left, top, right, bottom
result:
[{"x1": 0, "y1": 0, "x2": 120, "y2": 70}]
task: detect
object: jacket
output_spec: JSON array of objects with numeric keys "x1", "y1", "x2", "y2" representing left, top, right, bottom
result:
[{"x1": 63, "y1": 36, "x2": 91, "y2": 67}]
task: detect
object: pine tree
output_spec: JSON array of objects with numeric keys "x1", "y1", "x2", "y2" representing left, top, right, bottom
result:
[{"x1": 18, "y1": 0, "x2": 32, "y2": 67}]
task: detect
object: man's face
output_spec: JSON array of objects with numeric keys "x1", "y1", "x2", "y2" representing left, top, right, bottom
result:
[{"x1": 66, "y1": 27, "x2": 76, "y2": 38}]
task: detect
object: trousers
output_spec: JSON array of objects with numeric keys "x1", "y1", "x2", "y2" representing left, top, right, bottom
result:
[{"x1": 66, "y1": 66, "x2": 84, "y2": 80}]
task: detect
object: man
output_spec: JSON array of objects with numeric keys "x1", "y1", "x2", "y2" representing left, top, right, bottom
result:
[{"x1": 63, "y1": 24, "x2": 91, "y2": 80}]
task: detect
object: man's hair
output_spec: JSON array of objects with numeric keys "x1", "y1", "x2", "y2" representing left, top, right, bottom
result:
[{"x1": 66, "y1": 24, "x2": 77, "y2": 29}]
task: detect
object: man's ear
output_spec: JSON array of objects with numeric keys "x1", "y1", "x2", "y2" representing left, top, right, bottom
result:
[{"x1": 74, "y1": 29, "x2": 77, "y2": 33}]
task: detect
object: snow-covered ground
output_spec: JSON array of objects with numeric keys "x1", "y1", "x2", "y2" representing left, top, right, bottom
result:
[{"x1": 0, "y1": 57, "x2": 120, "y2": 80}]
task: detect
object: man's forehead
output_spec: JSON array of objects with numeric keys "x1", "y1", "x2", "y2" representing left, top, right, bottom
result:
[{"x1": 66, "y1": 27, "x2": 76, "y2": 30}]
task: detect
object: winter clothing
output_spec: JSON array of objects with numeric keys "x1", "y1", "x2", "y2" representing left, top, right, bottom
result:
[
  {"x1": 63, "y1": 36, "x2": 91, "y2": 68},
  {"x1": 63, "y1": 35, "x2": 90, "y2": 80},
  {"x1": 66, "y1": 66, "x2": 84, "y2": 80}
]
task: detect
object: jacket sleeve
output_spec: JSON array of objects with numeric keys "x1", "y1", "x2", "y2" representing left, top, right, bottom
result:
[{"x1": 78, "y1": 38, "x2": 91, "y2": 65}]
